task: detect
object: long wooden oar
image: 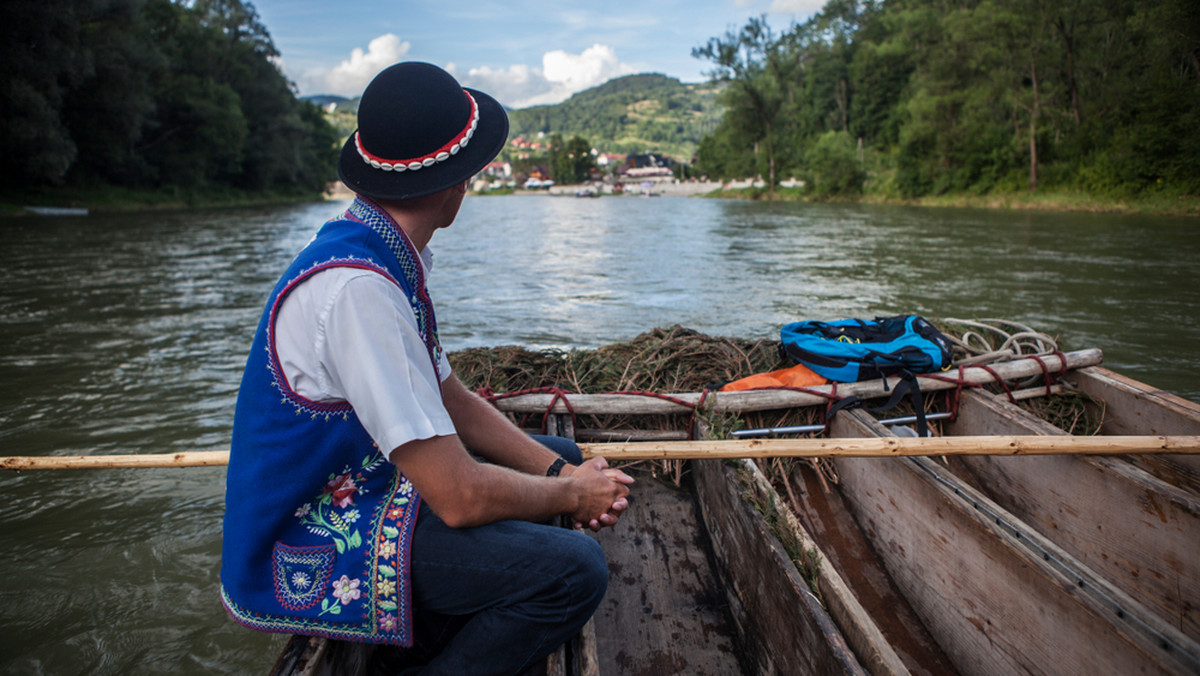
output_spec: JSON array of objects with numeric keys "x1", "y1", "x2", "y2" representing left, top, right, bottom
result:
[
  {"x1": 0, "y1": 450, "x2": 232, "y2": 471},
  {"x1": 583, "y1": 435, "x2": 1200, "y2": 461},
  {"x1": 3, "y1": 436, "x2": 1197, "y2": 471}
]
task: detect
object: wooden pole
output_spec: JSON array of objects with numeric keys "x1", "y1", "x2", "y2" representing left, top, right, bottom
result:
[
  {"x1": 486, "y1": 349, "x2": 1102, "y2": 415},
  {"x1": 579, "y1": 436, "x2": 1200, "y2": 461},
  {"x1": 0, "y1": 450, "x2": 231, "y2": 471},
  {"x1": 3, "y1": 436, "x2": 1197, "y2": 471}
]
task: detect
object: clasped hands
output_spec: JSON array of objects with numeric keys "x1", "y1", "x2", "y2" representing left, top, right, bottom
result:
[{"x1": 560, "y1": 457, "x2": 634, "y2": 531}]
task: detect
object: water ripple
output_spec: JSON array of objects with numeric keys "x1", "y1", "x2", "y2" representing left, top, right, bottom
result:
[{"x1": 0, "y1": 196, "x2": 1197, "y2": 673}]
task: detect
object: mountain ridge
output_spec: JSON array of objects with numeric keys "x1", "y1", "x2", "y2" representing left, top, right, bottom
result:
[
  {"x1": 505, "y1": 73, "x2": 723, "y2": 161},
  {"x1": 308, "y1": 73, "x2": 723, "y2": 162}
]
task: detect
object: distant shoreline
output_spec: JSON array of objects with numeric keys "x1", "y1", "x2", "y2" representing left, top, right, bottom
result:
[
  {"x1": 1, "y1": 186, "x2": 329, "y2": 217},
  {"x1": 485, "y1": 181, "x2": 1200, "y2": 217},
  {"x1": 6, "y1": 181, "x2": 1196, "y2": 219}
]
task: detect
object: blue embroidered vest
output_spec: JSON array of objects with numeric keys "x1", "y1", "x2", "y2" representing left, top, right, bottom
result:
[{"x1": 220, "y1": 197, "x2": 442, "y2": 646}]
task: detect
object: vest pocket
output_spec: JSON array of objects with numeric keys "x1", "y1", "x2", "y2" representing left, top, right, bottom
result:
[{"x1": 272, "y1": 542, "x2": 337, "y2": 611}]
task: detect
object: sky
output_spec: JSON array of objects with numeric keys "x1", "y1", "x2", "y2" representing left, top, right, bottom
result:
[{"x1": 252, "y1": 0, "x2": 825, "y2": 109}]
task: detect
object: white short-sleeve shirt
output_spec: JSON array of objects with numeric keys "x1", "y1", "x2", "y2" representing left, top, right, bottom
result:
[{"x1": 273, "y1": 248, "x2": 455, "y2": 453}]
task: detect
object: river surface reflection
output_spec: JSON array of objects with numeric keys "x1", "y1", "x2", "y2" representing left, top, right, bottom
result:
[{"x1": 0, "y1": 195, "x2": 1196, "y2": 673}]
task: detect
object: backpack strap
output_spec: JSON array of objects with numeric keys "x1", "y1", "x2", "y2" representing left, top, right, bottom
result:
[{"x1": 826, "y1": 370, "x2": 931, "y2": 437}]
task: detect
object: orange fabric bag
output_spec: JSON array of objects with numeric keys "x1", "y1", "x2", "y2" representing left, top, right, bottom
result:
[{"x1": 719, "y1": 363, "x2": 827, "y2": 391}]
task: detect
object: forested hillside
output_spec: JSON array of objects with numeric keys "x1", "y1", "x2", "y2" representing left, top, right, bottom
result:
[
  {"x1": 506, "y1": 74, "x2": 723, "y2": 160},
  {"x1": 7, "y1": 0, "x2": 1195, "y2": 208},
  {"x1": 1, "y1": 0, "x2": 337, "y2": 199},
  {"x1": 693, "y1": 0, "x2": 1200, "y2": 200}
]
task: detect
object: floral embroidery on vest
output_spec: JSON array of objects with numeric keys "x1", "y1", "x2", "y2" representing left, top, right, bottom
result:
[
  {"x1": 372, "y1": 477, "x2": 415, "y2": 627},
  {"x1": 266, "y1": 443, "x2": 418, "y2": 631},
  {"x1": 294, "y1": 448, "x2": 386, "y2": 554}
]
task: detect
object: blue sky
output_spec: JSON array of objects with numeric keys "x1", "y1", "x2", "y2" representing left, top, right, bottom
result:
[{"x1": 252, "y1": 0, "x2": 824, "y2": 108}]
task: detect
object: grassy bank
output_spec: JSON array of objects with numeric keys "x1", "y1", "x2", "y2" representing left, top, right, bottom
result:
[
  {"x1": 702, "y1": 185, "x2": 1200, "y2": 217},
  {"x1": 1, "y1": 185, "x2": 330, "y2": 217}
]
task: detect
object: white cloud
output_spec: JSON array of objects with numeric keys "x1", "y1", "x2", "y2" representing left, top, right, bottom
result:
[
  {"x1": 455, "y1": 44, "x2": 636, "y2": 109},
  {"x1": 544, "y1": 45, "x2": 634, "y2": 93},
  {"x1": 767, "y1": 0, "x2": 824, "y2": 15},
  {"x1": 451, "y1": 63, "x2": 545, "y2": 108},
  {"x1": 303, "y1": 34, "x2": 411, "y2": 97},
  {"x1": 299, "y1": 37, "x2": 634, "y2": 108}
]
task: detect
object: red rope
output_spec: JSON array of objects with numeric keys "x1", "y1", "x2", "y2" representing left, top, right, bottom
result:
[
  {"x1": 1028, "y1": 350, "x2": 1068, "y2": 396},
  {"x1": 476, "y1": 386, "x2": 578, "y2": 433},
  {"x1": 473, "y1": 358, "x2": 1071, "y2": 437},
  {"x1": 598, "y1": 388, "x2": 717, "y2": 440},
  {"x1": 824, "y1": 382, "x2": 839, "y2": 434},
  {"x1": 921, "y1": 366, "x2": 988, "y2": 420}
]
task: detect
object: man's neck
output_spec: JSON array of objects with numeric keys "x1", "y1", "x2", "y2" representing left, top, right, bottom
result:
[
  {"x1": 382, "y1": 208, "x2": 437, "y2": 252},
  {"x1": 371, "y1": 186, "x2": 463, "y2": 252}
]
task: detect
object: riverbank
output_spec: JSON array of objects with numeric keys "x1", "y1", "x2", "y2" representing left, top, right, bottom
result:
[
  {"x1": 479, "y1": 178, "x2": 1200, "y2": 217},
  {"x1": 8, "y1": 181, "x2": 1198, "y2": 218},
  {"x1": 704, "y1": 185, "x2": 1200, "y2": 217},
  {"x1": 0, "y1": 185, "x2": 328, "y2": 217}
]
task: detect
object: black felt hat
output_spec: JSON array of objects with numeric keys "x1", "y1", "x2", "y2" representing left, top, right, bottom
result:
[{"x1": 337, "y1": 62, "x2": 509, "y2": 201}]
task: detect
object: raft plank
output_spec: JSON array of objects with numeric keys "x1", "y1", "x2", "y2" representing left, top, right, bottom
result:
[
  {"x1": 785, "y1": 461, "x2": 956, "y2": 676},
  {"x1": 692, "y1": 459, "x2": 868, "y2": 675},
  {"x1": 1068, "y1": 367, "x2": 1200, "y2": 435},
  {"x1": 488, "y1": 350, "x2": 1103, "y2": 416},
  {"x1": 829, "y1": 409, "x2": 1200, "y2": 675},
  {"x1": 1065, "y1": 366, "x2": 1200, "y2": 493},
  {"x1": 586, "y1": 473, "x2": 744, "y2": 676},
  {"x1": 944, "y1": 390, "x2": 1200, "y2": 643},
  {"x1": 736, "y1": 458, "x2": 921, "y2": 676}
]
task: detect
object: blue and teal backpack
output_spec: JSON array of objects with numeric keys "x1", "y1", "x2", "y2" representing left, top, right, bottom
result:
[
  {"x1": 780, "y1": 315, "x2": 953, "y2": 382},
  {"x1": 781, "y1": 315, "x2": 954, "y2": 437}
]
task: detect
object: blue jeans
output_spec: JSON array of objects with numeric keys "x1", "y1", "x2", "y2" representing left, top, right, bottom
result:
[{"x1": 396, "y1": 436, "x2": 607, "y2": 675}]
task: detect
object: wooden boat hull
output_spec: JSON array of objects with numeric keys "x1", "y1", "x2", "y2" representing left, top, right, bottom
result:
[
  {"x1": 270, "y1": 449, "x2": 869, "y2": 675},
  {"x1": 271, "y1": 356, "x2": 1200, "y2": 675},
  {"x1": 788, "y1": 362, "x2": 1200, "y2": 675},
  {"x1": 823, "y1": 409, "x2": 1198, "y2": 675},
  {"x1": 692, "y1": 458, "x2": 867, "y2": 675},
  {"x1": 941, "y1": 388, "x2": 1200, "y2": 643}
]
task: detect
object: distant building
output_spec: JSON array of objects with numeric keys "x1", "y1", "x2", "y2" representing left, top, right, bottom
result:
[
  {"x1": 625, "y1": 153, "x2": 674, "y2": 170},
  {"x1": 625, "y1": 166, "x2": 673, "y2": 178},
  {"x1": 481, "y1": 161, "x2": 512, "y2": 179},
  {"x1": 594, "y1": 153, "x2": 625, "y2": 168},
  {"x1": 619, "y1": 153, "x2": 675, "y2": 181}
]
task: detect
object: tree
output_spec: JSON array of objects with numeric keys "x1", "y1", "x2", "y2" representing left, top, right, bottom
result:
[
  {"x1": 695, "y1": 123, "x2": 757, "y2": 180},
  {"x1": 549, "y1": 135, "x2": 596, "y2": 184},
  {"x1": 806, "y1": 131, "x2": 865, "y2": 195},
  {"x1": 0, "y1": 0, "x2": 337, "y2": 195},
  {"x1": 0, "y1": 0, "x2": 133, "y2": 185},
  {"x1": 689, "y1": 0, "x2": 1200, "y2": 199},
  {"x1": 693, "y1": 16, "x2": 804, "y2": 189}
]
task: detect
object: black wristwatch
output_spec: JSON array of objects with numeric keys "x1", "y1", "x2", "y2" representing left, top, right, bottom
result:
[{"x1": 545, "y1": 457, "x2": 567, "y2": 477}]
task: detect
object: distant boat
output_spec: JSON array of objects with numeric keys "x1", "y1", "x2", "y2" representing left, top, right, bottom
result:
[
  {"x1": 25, "y1": 206, "x2": 88, "y2": 216},
  {"x1": 575, "y1": 188, "x2": 599, "y2": 198}
]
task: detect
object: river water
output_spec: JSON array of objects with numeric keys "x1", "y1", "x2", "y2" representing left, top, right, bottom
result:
[{"x1": 1, "y1": 195, "x2": 1197, "y2": 674}]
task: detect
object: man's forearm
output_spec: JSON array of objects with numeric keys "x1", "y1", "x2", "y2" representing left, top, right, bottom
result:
[
  {"x1": 389, "y1": 434, "x2": 627, "y2": 529},
  {"x1": 441, "y1": 374, "x2": 560, "y2": 474},
  {"x1": 414, "y1": 441, "x2": 577, "y2": 527}
]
